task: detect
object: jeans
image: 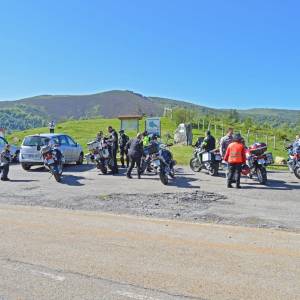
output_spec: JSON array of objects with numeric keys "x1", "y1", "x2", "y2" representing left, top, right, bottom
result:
[
  {"x1": 0, "y1": 164, "x2": 9, "y2": 179},
  {"x1": 127, "y1": 156, "x2": 141, "y2": 178}
]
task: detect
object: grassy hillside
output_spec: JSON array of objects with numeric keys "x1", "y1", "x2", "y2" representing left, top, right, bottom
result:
[
  {"x1": 7, "y1": 117, "x2": 291, "y2": 165},
  {"x1": 1, "y1": 90, "x2": 299, "y2": 132}
]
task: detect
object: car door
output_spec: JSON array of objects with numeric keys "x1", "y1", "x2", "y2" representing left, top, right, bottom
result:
[
  {"x1": 58, "y1": 135, "x2": 71, "y2": 162},
  {"x1": 66, "y1": 136, "x2": 78, "y2": 162}
]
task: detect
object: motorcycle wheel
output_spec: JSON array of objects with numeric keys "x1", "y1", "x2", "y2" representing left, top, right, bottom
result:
[
  {"x1": 294, "y1": 167, "x2": 300, "y2": 179},
  {"x1": 208, "y1": 162, "x2": 219, "y2": 176},
  {"x1": 140, "y1": 160, "x2": 147, "y2": 174},
  {"x1": 100, "y1": 165, "x2": 108, "y2": 174},
  {"x1": 190, "y1": 158, "x2": 201, "y2": 172},
  {"x1": 159, "y1": 171, "x2": 169, "y2": 185},
  {"x1": 256, "y1": 166, "x2": 267, "y2": 184}
]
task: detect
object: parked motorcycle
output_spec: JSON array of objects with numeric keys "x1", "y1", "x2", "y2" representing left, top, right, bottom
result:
[
  {"x1": 190, "y1": 147, "x2": 222, "y2": 176},
  {"x1": 241, "y1": 142, "x2": 273, "y2": 184},
  {"x1": 41, "y1": 145, "x2": 64, "y2": 182},
  {"x1": 86, "y1": 138, "x2": 114, "y2": 174},
  {"x1": 286, "y1": 144, "x2": 300, "y2": 179},
  {"x1": 155, "y1": 144, "x2": 176, "y2": 185}
]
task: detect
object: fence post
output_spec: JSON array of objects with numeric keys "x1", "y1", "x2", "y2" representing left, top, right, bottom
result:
[
  {"x1": 247, "y1": 129, "x2": 250, "y2": 145},
  {"x1": 273, "y1": 136, "x2": 276, "y2": 149},
  {"x1": 214, "y1": 123, "x2": 217, "y2": 135},
  {"x1": 266, "y1": 135, "x2": 268, "y2": 145},
  {"x1": 202, "y1": 119, "x2": 205, "y2": 131}
]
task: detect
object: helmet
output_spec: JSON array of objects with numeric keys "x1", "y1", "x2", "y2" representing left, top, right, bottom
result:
[{"x1": 233, "y1": 133, "x2": 242, "y2": 142}]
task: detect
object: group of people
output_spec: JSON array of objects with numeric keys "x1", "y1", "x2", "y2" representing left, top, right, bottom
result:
[{"x1": 96, "y1": 126, "x2": 158, "y2": 179}]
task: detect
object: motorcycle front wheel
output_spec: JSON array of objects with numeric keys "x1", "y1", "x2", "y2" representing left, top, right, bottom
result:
[
  {"x1": 256, "y1": 166, "x2": 267, "y2": 184},
  {"x1": 294, "y1": 167, "x2": 300, "y2": 179},
  {"x1": 100, "y1": 165, "x2": 108, "y2": 174},
  {"x1": 159, "y1": 171, "x2": 169, "y2": 185},
  {"x1": 190, "y1": 158, "x2": 201, "y2": 172}
]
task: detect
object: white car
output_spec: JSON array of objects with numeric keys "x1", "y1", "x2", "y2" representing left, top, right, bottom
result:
[
  {"x1": 19, "y1": 134, "x2": 84, "y2": 170},
  {"x1": 0, "y1": 136, "x2": 20, "y2": 162}
]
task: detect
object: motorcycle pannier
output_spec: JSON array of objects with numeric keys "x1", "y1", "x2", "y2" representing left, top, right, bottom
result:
[{"x1": 202, "y1": 152, "x2": 211, "y2": 162}]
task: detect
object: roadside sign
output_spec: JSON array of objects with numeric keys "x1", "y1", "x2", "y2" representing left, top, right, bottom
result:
[{"x1": 145, "y1": 118, "x2": 161, "y2": 136}]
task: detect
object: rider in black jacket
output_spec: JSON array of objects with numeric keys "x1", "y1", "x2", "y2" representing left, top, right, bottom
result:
[
  {"x1": 119, "y1": 130, "x2": 129, "y2": 168},
  {"x1": 108, "y1": 126, "x2": 119, "y2": 174}
]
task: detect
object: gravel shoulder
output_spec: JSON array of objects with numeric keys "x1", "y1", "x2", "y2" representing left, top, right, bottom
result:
[{"x1": 1, "y1": 164, "x2": 299, "y2": 231}]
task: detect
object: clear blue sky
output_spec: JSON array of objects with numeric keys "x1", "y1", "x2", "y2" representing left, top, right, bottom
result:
[{"x1": 0, "y1": 0, "x2": 299, "y2": 109}]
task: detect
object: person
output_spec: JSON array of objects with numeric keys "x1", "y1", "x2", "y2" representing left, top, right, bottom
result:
[
  {"x1": 126, "y1": 133, "x2": 144, "y2": 179},
  {"x1": 0, "y1": 144, "x2": 11, "y2": 181},
  {"x1": 224, "y1": 133, "x2": 246, "y2": 189},
  {"x1": 219, "y1": 128, "x2": 234, "y2": 157},
  {"x1": 201, "y1": 130, "x2": 216, "y2": 152},
  {"x1": 194, "y1": 136, "x2": 204, "y2": 148},
  {"x1": 96, "y1": 131, "x2": 104, "y2": 142},
  {"x1": 143, "y1": 131, "x2": 151, "y2": 147},
  {"x1": 107, "y1": 126, "x2": 119, "y2": 174},
  {"x1": 292, "y1": 134, "x2": 300, "y2": 152},
  {"x1": 119, "y1": 129, "x2": 129, "y2": 168}
]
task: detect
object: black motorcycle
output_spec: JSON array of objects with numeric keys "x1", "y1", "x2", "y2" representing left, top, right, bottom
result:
[
  {"x1": 190, "y1": 147, "x2": 222, "y2": 176},
  {"x1": 41, "y1": 145, "x2": 64, "y2": 182},
  {"x1": 155, "y1": 145, "x2": 176, "y2": 185}
]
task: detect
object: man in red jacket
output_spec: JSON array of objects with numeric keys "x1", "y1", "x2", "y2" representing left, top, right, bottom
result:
[{"x1": 224, "y1": 133, "x2": 246, "y2": 188}]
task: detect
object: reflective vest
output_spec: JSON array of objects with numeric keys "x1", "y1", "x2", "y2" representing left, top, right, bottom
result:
[{"x1": 224, "y1": 142, "x2": 246, "y2": 164}]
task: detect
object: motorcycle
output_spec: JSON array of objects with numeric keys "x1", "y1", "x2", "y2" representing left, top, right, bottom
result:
[
  {"x1": 140, "y1": 142, "x2": 160, "y2": 174},
  {"x1": 190, "y1": 147, "x2": 222, "y2": 176},
  {"x1": 154, "y1": 144, "x2": 176, "y2": 185},
  {"x1": 241, "y1": 142, "x2": 273, "y2": 184},
  {"x1": 41, "y1": 145, "x2": 64, "y2": 182},
  {"x1": 86, "y1": 138, "x2": 114, "y2": 174},
  {"x1": 286, "y1": 144, "x2": 300, "y2": 179}
]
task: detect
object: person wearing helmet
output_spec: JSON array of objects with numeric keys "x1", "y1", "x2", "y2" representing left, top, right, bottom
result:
[
  {"x1": 201, "y1": 130, "x2": 216, "y2": 152},
  {"x1": 107, "y1": 126, "x2": 119, "y2": 174},
  {"x1": 0, "y1": 144, "x2": 11, "y2": 181},
  {"x1": 119, "y1": 129, "x2": 129, "y2": 168},
  {"x1": 224, "y1": 133, "x2": 246, "y2": 188}
]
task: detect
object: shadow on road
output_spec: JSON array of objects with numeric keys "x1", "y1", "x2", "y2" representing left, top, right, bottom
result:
[
  {"x1": 168, "y1": 176, "x2": 200, "y2": 189},
  {"x1": 243, "y1": 179, "x2": 300, "y2": 191},
  {"x1": 8, "y1": 179, "x2": 39, "y2": 183},
  {"x1": 61, "y1": 175, "x2": 85, "y2": 186},
  {"x1": 63, "y1": 164, "x2": 95, "y2": 172}
]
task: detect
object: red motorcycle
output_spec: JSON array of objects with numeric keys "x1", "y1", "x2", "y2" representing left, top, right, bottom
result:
[{"x1": 241, "y1": 143, "x2": 273, "y2": 184}]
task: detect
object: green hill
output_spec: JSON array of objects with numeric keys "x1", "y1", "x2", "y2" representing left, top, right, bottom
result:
[{"x1": 1, "y1": 90, "x2": 299, "y2": 132}]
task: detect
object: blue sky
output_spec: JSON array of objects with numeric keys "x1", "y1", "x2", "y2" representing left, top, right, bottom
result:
[{"x1": 0, "y1": 0, "x2": 299, "y2": 109}]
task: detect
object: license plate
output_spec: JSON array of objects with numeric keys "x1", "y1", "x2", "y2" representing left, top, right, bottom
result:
[{"x1": 258, "y1": 159, "x2": 265, "y2": 164}]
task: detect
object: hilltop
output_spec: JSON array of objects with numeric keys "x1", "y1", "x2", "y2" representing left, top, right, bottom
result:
[{"x1": 0, "y1": 90, "x2": 299, "y2": 131}]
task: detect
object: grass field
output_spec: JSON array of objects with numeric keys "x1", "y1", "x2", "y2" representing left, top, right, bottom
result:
[{"x1": 7, "y1": 117, "x2": 288, "y2": 166}]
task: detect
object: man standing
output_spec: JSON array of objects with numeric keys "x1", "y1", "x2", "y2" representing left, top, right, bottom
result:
[
  {"x1": 119, "y1": 130, "x2": 129, "y2": 168},
  {"x1": 224, "y1": 133, "x2": 246, "y2": 189},
  {"x1": 126, "y1": 133, "x2": 143, "y2": 179},
  {"x1": 0, "y1": 144, "x2": 11, "y2": 181},
  {"x1": 107, "y1": 126, "x2": 119, "y2": 174},
  {"x1": 220, "y1": 128, "x2": 234, "y2": 157}
]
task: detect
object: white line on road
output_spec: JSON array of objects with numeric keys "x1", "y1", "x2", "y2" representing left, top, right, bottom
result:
[
  {"x1": 30, "y1": 270, "x2": 65, "y2": 282},
  {"x1": 114, "y1": 291, "x2": 161, "y2": 300}
]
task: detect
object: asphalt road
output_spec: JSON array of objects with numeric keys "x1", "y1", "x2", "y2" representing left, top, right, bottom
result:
[
  {"x1": 0, "y1": 164, "x2": 299, "y2": 299},
  {"x1": 1, "y1": 164, "x2": 299, "y2": 230},
  {"x1": 0, "y1": 205, "x2": 299, "y2": 300}
]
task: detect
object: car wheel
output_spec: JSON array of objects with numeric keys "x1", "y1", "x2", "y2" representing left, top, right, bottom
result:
[
  {"x1": 76, "y1": 153, "x2": 84, "y2": 165},
  {"x1": 21, "y1": 163, "x2": 31, "y2": 171}
]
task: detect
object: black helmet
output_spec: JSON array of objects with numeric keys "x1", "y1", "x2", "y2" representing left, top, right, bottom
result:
[
  {"x1": 206, "y1": 130, "x2": 211, "y2": 135},
  {"x1": 119, "y1": 129, "x2": 124, "y2": 134},
  {"x1": 233, "y1": 133, "x2": 242, "y2": 142}
]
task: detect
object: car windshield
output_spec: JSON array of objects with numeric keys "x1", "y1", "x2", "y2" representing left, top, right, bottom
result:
[{"x1": 23, "y1": 136, "x2": 50, "y2": 147}]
